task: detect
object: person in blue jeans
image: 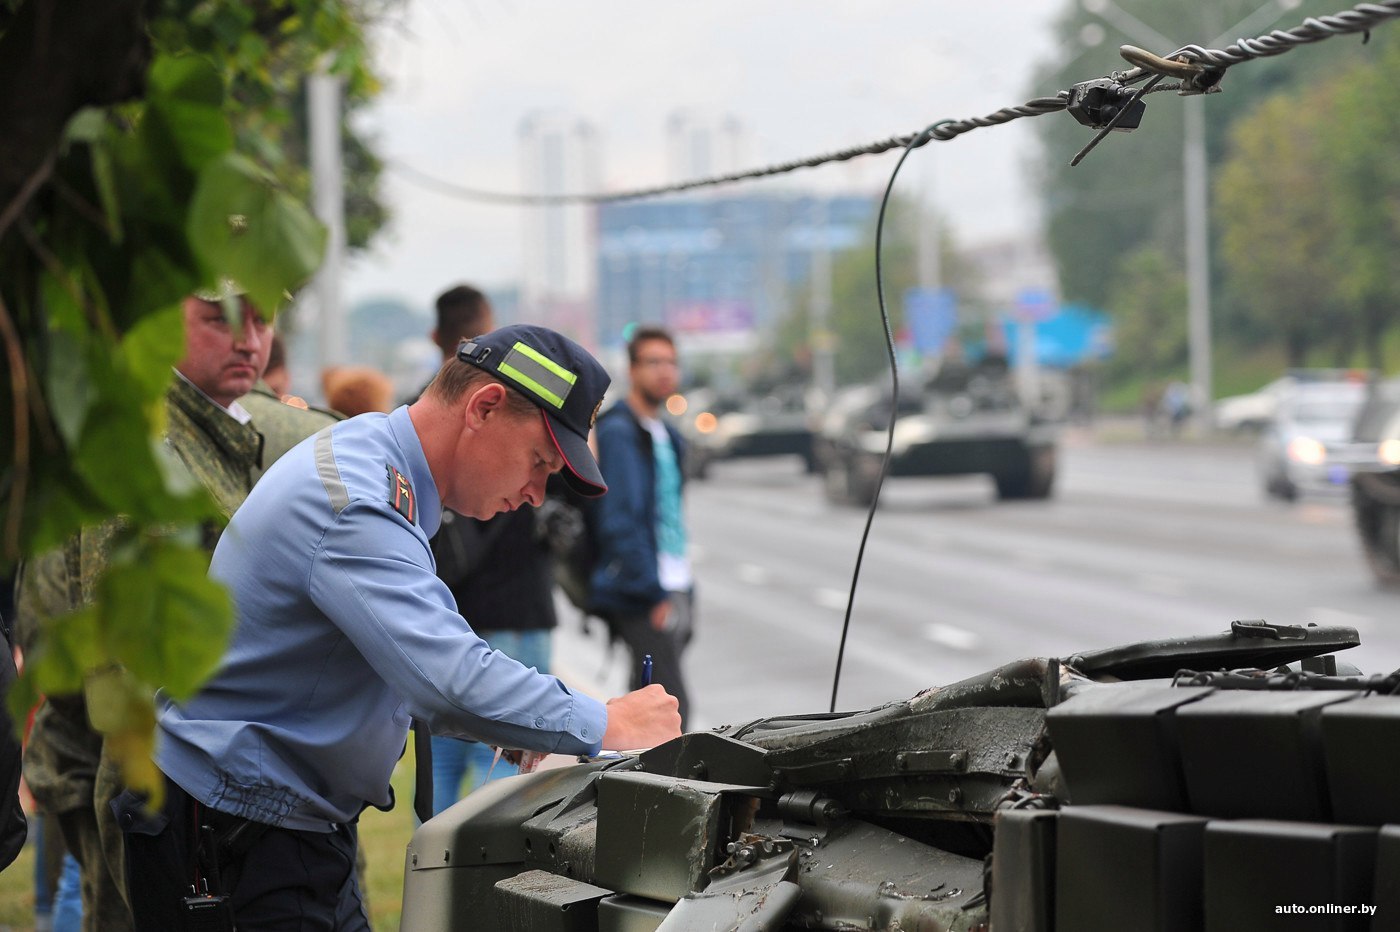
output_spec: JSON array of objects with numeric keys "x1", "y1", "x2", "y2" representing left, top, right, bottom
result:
[
  {"x1": 429, "y1": 630, "x2": 552, "y2": 813},
  {"x1": 51, "y1": 852, "x2": 83, "y2": 932},
  {"x1": 420, "y1": 285, "x2": 562, "y2": 815}
]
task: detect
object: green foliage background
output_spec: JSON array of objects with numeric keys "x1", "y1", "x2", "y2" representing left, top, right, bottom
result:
[
  {"x1": 1030, "y1": 0, "x2": 1396, "y2": 395},
  {"x1": 0, "y1": 0, "x2": 386, "y2": 793},
  {"x1": 1214, "y1": 34, "x2": 1400, "y2": 372}
]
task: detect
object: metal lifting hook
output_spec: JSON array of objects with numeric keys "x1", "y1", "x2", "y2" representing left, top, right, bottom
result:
[
  {"x1": 1119, "y1": 45, "x2": 1205, "y2": 79},
  {"x1": 1119, "y1": 45, "x2": 1225, "y2": 93}
]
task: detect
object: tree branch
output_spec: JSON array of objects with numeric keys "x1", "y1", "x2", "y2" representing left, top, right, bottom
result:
[{"x1": 0, "y1": 292, "x2": 30, "y2": 562}]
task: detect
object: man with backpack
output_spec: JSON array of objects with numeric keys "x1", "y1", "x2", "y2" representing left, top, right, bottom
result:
[{"x1": 589, "y1": 326, "x2": 694, "y2": 726}]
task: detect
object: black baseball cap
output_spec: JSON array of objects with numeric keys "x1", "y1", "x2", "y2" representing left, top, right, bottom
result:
[{"x1": 456, "y1": 324, "x2": 610, "y2": 497}]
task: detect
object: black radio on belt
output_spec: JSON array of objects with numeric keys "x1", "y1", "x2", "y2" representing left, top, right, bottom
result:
[
  {"x1": 184, "y1": 821, "x2": 237, "y2": 931},
  {"x1": 182, "y1": 884, "x2": 234, "y2": 932}
]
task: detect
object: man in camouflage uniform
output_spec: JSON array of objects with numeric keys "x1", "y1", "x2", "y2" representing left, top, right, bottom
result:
[
  {"x1": 18, "y1": 290, "x2": 330, "y2": 931},
  {"x1": 241, "y1": 381, "x2": 341, "y2": 479}
]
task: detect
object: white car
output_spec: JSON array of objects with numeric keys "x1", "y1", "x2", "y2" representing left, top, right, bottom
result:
[
  {"x1": 1217, "y1": 369, "x2": 1373, "y2": 434},
  {"x1": 1215, "y1": 382, "x2": 1285, "y2": 432},
  {"x1": 1256, "y1": 381, "x2": 1376, "y2": 500}
]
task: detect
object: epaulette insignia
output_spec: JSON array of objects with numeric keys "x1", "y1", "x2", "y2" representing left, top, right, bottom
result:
[{"x1": 386, "y1": 465, "x2": 416, "y2": 524}]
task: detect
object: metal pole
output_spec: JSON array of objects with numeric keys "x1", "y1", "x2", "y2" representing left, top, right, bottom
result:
[
  {"x1": 309, "y1": 70, "x2": 346, "y2": 375},
  {"x1": 1184, "y1": 95, "x2": 1212, "y2": 433},
  {"x1": 917, "y1": 172, "x2": 940, "y2": 292},
  {"x1": 811, "y1": 197, "x2": 835, "y2": 399}
]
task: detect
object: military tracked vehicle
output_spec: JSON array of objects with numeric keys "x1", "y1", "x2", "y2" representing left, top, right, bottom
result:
[
  {"x1": 814, "y1": 357, "x2": 1057, "y2": 507},
  {"x1": 401, "y1": 620, "x2": 1400, "y2": 931},
  {"x1": 681, "y1": 385, "x2": 817, "y2": 480}
]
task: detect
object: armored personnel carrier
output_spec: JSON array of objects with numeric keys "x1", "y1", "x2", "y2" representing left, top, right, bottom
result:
[
  {"x1": 681, "y1": 385, "x2": 817, "y2": 480},
  {"x1": 814, "y1": 357, "x2": 1057, "y2": 507},
  {"x1": 401, "y1": 620, "x2": 1397, "y2": 931}
]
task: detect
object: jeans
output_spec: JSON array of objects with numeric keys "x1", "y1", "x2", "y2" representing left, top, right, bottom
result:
[
  {"x1": 52, "y1": 854, "x2": 82, "y2": 932},
  {"x1": 429, "y1": 629, "x2": 552, "y2": 817}
]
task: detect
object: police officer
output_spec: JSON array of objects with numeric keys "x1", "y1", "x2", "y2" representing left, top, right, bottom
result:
[{"x1": 119, "y1": 324, "x2": 682, "y2": 931}]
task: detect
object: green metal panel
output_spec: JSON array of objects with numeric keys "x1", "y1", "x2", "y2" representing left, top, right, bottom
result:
[
  {"x1": 593, "y1": 771, "x2": 766, "y2": 903},
  {"x1": 990, "y1": 808, "x2": 1058, "y2": 932},
  {"x1": 597, "y1": 895, "x2": 669, "y2": 932},
  {"x1": 493, "y1": 870, "x2": 612, "y2": 932}
]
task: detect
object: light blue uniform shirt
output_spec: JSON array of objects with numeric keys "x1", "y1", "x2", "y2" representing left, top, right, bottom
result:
[{"x1": 157, "y1": 406, "x2": 606, "y2": 831}]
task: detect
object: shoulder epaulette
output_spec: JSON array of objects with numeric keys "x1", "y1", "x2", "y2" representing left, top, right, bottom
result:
[{"x1": 386, "y1": 465, "x2": 416, "y2": 524}]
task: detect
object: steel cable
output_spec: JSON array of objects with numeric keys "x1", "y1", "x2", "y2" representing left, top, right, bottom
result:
[{"x1": 390, "y1": 0, "x2": 1399, "y2": 205}]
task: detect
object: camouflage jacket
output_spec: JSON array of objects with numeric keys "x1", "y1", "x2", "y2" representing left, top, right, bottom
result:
[
  {"x1": 238, "y1": 384, "x2": 341, "y2": 480},
  {"x1": 20, "y1": 376, "x2": 263, "y2": 813}
]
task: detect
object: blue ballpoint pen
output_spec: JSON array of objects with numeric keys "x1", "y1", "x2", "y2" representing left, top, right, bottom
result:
[{"x1": 642, "y1": 654, "x2": 653, "y2": 686}]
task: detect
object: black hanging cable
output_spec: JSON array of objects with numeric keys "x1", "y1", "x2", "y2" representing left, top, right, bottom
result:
[{"x1": 828, "y1": 121, "x2": 944, "y2": 715}]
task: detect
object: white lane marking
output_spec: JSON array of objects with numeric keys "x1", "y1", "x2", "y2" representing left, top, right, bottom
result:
[
  {"x1": 737, "y1": 563, "x2": 771, "y2": 585},
  {"x1": 1134, "y1": 573, "x2": 1187, "y2": 596},
  {"x1": 924, "y1": 622, "x2": 980, "y2": 651},
  {"x1": 815, "y1": 588, "x2": 850, "y2": 611}
]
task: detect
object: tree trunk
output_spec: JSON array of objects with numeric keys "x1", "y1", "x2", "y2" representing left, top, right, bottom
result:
[{"x1": 0, "y1": 0, "x2": 150, "y2": 237}]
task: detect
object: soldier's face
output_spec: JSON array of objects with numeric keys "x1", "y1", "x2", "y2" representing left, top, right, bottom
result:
[{"x1": 177, "y1": 297, "x2": 272, "y2": 408}]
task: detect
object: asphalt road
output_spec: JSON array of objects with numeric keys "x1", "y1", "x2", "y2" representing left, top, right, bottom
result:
[{"x1": 555, "y1": 427, "x2": 1400, "y2": 732}]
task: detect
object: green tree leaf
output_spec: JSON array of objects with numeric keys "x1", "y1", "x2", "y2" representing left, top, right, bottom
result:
[
  {"x1": 5, "y1": 668, "x2": 40, "y2": 738},
  {"x1": 84, "y1": 667, "x2": 162, "y2": 800},
  {"x1": 71, "y1": 392, "x2": 171, "y2": 518},
  {"x1": 118, "y1": 303, "x2": 186, "y2": 403},
  {"x1": 100, "y1": 541, "x2": 235, "y2": 701},
  {"x1": 187, "y1": 152, "x2": 327, "y2": 313},
  {"x1": 146, "y1": 54, "x2": 234, "y2": 172},
  {"x1": 44, "y1": 328, "x2": 96, "y2": 447},
  {"x1": 32, "y1": 607, "x2": 103, "y2": 696}
]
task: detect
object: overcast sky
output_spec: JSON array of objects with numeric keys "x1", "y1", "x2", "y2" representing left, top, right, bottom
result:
[{"x1": 341, "y1": 0, "x2": 1084, "y2": 315}]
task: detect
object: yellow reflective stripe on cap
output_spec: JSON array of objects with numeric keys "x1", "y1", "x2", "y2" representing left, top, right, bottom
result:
[{"x1": 498, "y1": 342, "x2": 577, "y2": 409}]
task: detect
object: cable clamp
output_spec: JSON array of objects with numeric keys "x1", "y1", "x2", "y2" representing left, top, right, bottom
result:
[{"x1": 1064, "y1": 78, "x2": 1146, "y2": 132}]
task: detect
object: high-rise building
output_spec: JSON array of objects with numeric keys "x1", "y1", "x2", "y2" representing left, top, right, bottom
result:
[
  {"x1": 595, "y1": 193, "x2": 875, "y2": 351},
  {"x1": 665, "y1": 109, "x2": 748, "y2": 184},
  {"x1": 518, "y1": 110, "x2": 599, "y2": 342}
]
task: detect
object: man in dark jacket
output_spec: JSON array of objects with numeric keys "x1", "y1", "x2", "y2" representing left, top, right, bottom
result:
[
  {"x1": 589, "y1": 326, "x2": 694, "y2": 726},
  {"x1": 423, "y1": 285, "x2": 561, "y2": 811}
]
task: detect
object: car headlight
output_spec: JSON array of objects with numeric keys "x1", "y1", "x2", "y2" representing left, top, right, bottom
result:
[
  {"x1": 1379, "y1": 438, "x2": 1400, "y2": 466},
  {"x1": 1287, "y1": 436, "x2": 1327, "y2": 465},
  {"x1": 666, "y1": 394, "x2": 688, "y2": 417},
  {"x1": 694, "y1": 412, "x2": 718, "y2": 434}
]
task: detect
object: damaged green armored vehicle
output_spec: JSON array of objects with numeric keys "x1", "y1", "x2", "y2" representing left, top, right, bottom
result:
[{"x1": 401, "y1": 620, "x2": 1400, "y2": 931}]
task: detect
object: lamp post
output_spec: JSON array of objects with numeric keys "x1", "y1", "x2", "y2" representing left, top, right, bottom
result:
[
  {"x1": 308, "y1": 69, "x2": 347, "y2": 374},
  {"x1": 810, "y1": 196, "x2": 836, "y2": 401},
  {"x1": 1081, "y1": 0, "x2": 1303, "y2": 433}
]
